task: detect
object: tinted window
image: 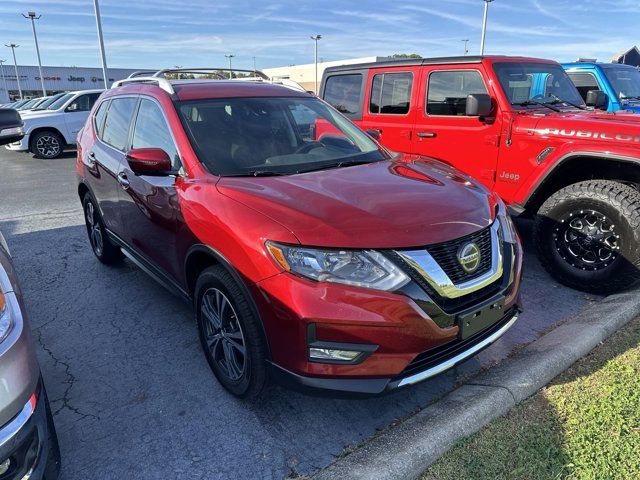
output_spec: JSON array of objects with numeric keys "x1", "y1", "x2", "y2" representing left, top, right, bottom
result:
[
  {"x1": 47, "y1": 93, "x2": 73, "y2": 110},
  {"x1": 566, "y1": 72, "x2": 600, "y2": 101},
  {"x1": 323, "y1": 74, "x2": 362, "y2": 115},
  {"x1": 94, "y1": 100, "x2": 109, "y2": 138},
  {"x1": 427, "y1": 71, "x2": 488, "y2": 115},
  {"x1": 132, "y1": 99, "x2": 178, "y2": 164},
  {"x1": 68, "y1": 93, "x2": 101, "y2": 112},
  {"x1": 102, "y1": 97, "x2": 137, "y2": 151},
  {"x1": 369, "y1": 73, "x2": 412, "y2": 114},
  {"x1": 604, "y1": 67, "x2": 640, "y2": 99}
]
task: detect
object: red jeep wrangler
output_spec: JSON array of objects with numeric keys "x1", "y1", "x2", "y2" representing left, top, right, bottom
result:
[{"x1": 321, "y1": 56, "x2": 640, "y2": 293}]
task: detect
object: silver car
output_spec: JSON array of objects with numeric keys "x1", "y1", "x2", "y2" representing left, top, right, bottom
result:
[{"x1": 0, "y1": 231, "x2": 60, "y2": 479}]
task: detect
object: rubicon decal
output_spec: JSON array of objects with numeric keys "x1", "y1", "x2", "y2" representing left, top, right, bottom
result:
[{"x1": 539, "y1": 128, "x2": 640, "y2": 142}]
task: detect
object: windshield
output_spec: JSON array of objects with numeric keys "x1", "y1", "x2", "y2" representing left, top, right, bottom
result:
[
  {"x1": 19, "y1": 98, "x2": 41, "y2": 110},
  {"x1": 177, "y1": 96, "x2": 387, "y2": 176},
  {"x1": 33, "y1": 93, "x2": 66, "y2": 110},
  {"x1": 604, "y1": 67, "x2": 640, "y2": 100},
  {"x1": 47, "y1": 93, "x2": 73, "y2": 110},
  {"x1": 493, "y1": 62, "x2": 585, "y2": 108}
]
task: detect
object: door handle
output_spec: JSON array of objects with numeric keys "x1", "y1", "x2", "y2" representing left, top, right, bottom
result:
[
  {"x1": 87, "y1": 151, "x2": 96, "y2": 164},
  {"x1": 117, "y1": 172, "x2": 130, "y2": 189},
  {"x1": 417, "y1": 132, "x2": 437, "y2": 139}
]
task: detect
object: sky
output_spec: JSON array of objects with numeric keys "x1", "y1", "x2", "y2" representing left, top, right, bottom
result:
[{"x1": 0, "y1": 0, "x2": 638, "y2": 70}]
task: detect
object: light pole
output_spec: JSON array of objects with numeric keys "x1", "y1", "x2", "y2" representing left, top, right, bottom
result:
[
  {"x1": 225, "y1": 54, "x2": 235, "y2": 78},
  {"x1": 93, "y1": 0, "x2": 109, "y2": 89},
  {"x1": 462, "y1": 39, "x2": 469, "y2": 55},
  {"x1": 252, "y1": 56, "x2": 257, "y2": 72},
  {"x1": 310, "y1": 34, "x2": 322, "y2": 93},
  {"x1": 0, "y1": 60, "x2": 7, "y2": 103},
  {"x1": 22, "y1": 11, "x2": 46, "y2": 96},
  {"x1": 480, "y1": 0, "x2": 494, "y2": 55},
  {"x1": 5, "y1": 44, "x2": 22, "y2": 100}
]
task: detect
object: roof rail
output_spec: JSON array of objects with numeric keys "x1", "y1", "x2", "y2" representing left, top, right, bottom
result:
[
  {"x1": 152, "y1": 67, "x2": 269, "y2": 80},
  {"x1": 111, "y1": 76, "x2": 175, "y2": 94}
]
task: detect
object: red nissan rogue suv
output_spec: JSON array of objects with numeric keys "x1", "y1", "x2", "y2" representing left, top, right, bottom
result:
[{"x1": 76, "y1": 69, "x2": 523, "y2": 398}]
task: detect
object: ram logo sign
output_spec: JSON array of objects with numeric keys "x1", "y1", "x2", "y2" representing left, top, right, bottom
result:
[{"x1": 540, "y1": 128, "x2": 640, "y2": 143}]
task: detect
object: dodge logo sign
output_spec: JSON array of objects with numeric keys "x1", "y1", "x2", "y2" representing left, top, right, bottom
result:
[{"x1": 458, "y1": 242, "x2": 481, "y2": 273}]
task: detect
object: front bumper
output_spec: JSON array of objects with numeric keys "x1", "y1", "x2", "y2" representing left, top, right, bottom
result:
[
  {"x1": 4, "y1": 135, "x2": 29, "y2": 152},
  {"x1": 0, "y1": 383, "x2": 60, "y2": 480},
  {"x1": 254, "y1": 234, "x2": 524, "y2": 395}
]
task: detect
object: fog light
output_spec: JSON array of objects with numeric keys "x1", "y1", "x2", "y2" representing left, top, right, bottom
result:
[
  {"x1": 309, "y1": 348, "x2": 361, "y2": 362},
  {"x1": 0, "y1": 458, "x2": 10, "y2": 475}
]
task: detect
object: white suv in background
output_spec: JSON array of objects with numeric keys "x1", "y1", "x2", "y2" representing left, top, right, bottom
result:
[{"x1": 6, "y1": 89, "x2": 103, "y2": 159}]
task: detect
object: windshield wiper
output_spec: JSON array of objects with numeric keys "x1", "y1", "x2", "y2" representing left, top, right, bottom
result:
[
  {"x1": 248, "y1": 170, "x2": 286, "y2": 177},
  {"x1": 548, "y1": 93, "x2": 587, "y2": 110},
  {"x1": 296, "y1": 159, "x2": 374, "y2": 174},
  {"x1": 512, "y1": 99, "x2": 561, "y2": 112}
]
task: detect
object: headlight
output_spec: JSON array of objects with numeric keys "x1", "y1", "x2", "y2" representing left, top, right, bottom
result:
[
  {"x1": 0, "y1": 291, "x2": 13, "y2": 343},
  {"x1": 266, "y1": 242, "x2": 409, "y2": 291},
  {"x1": 496, "y1": 200, "x2": 518, "y2": 244}
]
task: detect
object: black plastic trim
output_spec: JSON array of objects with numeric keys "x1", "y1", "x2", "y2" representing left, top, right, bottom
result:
[{"x1": 306, "y1": 324, "x2": 378, "y2": 365}]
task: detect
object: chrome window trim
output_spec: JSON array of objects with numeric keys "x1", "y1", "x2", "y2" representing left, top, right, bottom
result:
[
  {"x1": 0, "y1": 395, "x2": 35, "y2": 449},
  {"x1": 395, "y1": 221, "x2": 503, "y2": 299}
]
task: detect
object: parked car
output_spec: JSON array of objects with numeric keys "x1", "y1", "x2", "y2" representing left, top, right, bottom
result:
[
  {"x1": 563, "y1": 61, "x2": 640, "y2": 113},
  {"x1": 5, "y1": 99, "x2": 30, "y2": 111},
  {"x1": 6, "y1": 89, "x2": 103, "y2": 159},
  {"x1": 321, "y1": 55, "x2": 640, "y2": 293},
  {"x1": 0, "y1": 109, "x2": 24, "y2": 146},
  {"x1": 20, "y1": 94, "x2": 68, "y2": 115},
  {"x1": 76, "y1": 69, "x2": 523, "y2": 398},
  {"x1": 16, "y1": 98, "x2": 44, "y2": 112}
]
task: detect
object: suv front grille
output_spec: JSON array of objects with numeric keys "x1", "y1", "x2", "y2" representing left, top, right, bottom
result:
[{"x1": 426, "y1": 226, "x2": 492, "y2": 284}]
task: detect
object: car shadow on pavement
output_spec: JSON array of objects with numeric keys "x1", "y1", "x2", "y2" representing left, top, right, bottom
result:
[{"x1": 0, "y1": 219, "x2": 597, "y2": 479}]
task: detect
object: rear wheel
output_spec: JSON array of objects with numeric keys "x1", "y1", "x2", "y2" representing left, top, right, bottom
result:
[
  {"x1": 82, "y1": 194, "x2": 122, "y2": 264},
  {"x1": 195, "y1": 266, "x2": 267, "y2": 399},
  {"x1": 534, "y1": 180, "x2": 640, "y2": 293},
  {"x1": 30, "y1": 130, "x2": 63, "y2": 159}
]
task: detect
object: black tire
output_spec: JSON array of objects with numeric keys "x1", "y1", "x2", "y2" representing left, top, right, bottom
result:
[
  {"x1": 30, "y1": 130, "x2": 64, "y2": 159},
  {"x1": 195, "y1": 265, "x2": 267, "y2": 399},
  {"x1": 82, "y1": 194, "x2": 122, "y2": 264},
  {"x1": 534, "y1": 180, "x2": 640, "y2": 293}
]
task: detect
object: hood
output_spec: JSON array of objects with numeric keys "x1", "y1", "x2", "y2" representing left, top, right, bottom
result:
[
  {"x1": 217, "y1": 156, "x2": 495, "y2": 249},
  {"x1": 21, "y1": 110, "x2": 59, "y2": 119}
]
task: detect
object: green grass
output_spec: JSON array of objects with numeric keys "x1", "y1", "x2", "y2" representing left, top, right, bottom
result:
[{"x1": 422, "y1": 317, "x2": 640, "y2": 480}]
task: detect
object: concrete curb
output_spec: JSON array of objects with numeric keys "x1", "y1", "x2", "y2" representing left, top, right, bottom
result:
[{"x1": 312, "y1": 288, "x2": 640, "y2": 480}]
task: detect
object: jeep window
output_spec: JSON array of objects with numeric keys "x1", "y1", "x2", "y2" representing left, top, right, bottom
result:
[
  {"x1": 603, "y1": 67, "x2": 640, "y2": 100},
  {"x1": 68, "y1": 93, "x2": 102, "y2": 112},
  {"x1": 101, "y1": 97, "x2": 137, "y2": 151},
  {"x1": 566, "y1": 72, "x2": 600, "y2": 101},
  {"x1": 47, "y1": 93, "x2": 74, "y2": 110},
  {"x1": 132, "y1": 98, "x2": 179, "y2": 165},
  {"x1": 369, "y1": 72, "x2": 413, "y2": 115},
  {"x1": 178, "y1": 96, "x2": 387, "y2": 176},
  {"x1": 93, "y1": 100, "x2": 109, "y2": 138},
  {"x1": 493, "y1": 62, "x2": 584, "y2": 108},
  {"x1": 427, "y1": 70, "x2": 488, "y2": 116},
  {"x1": 323, "y1": 74, "x2": 362, "y2": 116}
]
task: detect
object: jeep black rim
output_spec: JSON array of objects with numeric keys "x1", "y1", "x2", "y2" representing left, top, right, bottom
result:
[
  {"x1": 35, "y1": 135, "x2": 60, "y2": 158},
  {"x1": 201, "y1": 288, "x2": 247, "y2": 381},
  {"x1": 85, "y1": 201, "x2": 103, "y2": 256},
  {"x1": 553, "y1": 209, "x2": 620, "y2": 271}
]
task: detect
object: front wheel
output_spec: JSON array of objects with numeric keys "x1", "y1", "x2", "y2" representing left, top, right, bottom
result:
[
  {"x1": 534, "y1": 180, "x2": 640, "y2": 294},
  {"x1": 30, "y1": 130, "x2": 64, "y2": 159}
]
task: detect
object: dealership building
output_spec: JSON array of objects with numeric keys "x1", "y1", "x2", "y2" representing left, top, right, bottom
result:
[{"x1": 0, "y1": 65, "x2": 143, "y2": 103}]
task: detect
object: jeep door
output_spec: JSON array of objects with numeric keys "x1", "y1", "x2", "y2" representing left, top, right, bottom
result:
[
  {"x1": 118, "y1": 97, "x2": 182, "y2": 281},
  {"x1": 63, "y1": 92, "x2": 102, "y2": 143},
  {"x1": 411, "y1": 65, "x2": 502, "y2": 188},
  {"x1": 359, "y1": 67, "x2": 418, "y2": 153}
]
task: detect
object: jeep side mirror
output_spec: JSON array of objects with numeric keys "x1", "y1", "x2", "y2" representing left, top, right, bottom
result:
[
  {"x1": 586, "y1": 90, "x2": 608, "y2": 110},
  {"x1": 466, "y1": 94, "x2": 493, "y2": 117},
  {"x1": 0, "y1": 109, "x2": 24, "y2": 146},
  {"x1": 365, "y1": 129, "x2": 382, "y2": 141},
  {"x1": 126, "y1": 148, "x2": 172, "y2": 176}
]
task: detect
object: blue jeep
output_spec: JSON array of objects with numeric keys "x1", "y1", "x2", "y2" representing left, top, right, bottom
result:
[{"x1": 562, "y1": 62, "x2": 640, "y2": 113}]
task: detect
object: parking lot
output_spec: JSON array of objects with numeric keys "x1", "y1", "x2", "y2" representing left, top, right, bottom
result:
[{"x1": 0, "y1": 148, "x2": 596, "y2": 480}]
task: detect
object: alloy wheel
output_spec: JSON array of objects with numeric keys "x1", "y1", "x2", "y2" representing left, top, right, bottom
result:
[
  {"x1": 85, "y1": 201, "x2": 103, "y2": 256},
  {"x1": 35, "y1": 135, "x2": 61, "y2": 158},
  {"x1": 201, "y1": 288, "x2": 247, "y2": 381}
]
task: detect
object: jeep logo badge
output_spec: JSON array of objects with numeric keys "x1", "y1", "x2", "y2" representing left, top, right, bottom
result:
[{"x1": 458, "y1": 242, "x2": 481, "y2": 273}]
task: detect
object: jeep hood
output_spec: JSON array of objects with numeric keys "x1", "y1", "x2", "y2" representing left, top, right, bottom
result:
[{"x1": 217, "y1": 156, "x2": 495, "y2": 249}]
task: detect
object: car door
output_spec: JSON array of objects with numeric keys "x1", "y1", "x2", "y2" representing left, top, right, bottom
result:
[
  {"x1": 411, "y1": 66, "x2": 502, "y2": 188},
  {"x1": 86, "y1": 96, "x2": 138, "y2": 237},
  {"x1": 63, "y1": 92, "x2": 102, "y2": 143},
  {"x1": 359, "y1": 68, "x2": 418, "y2": 153},
  {"x1": 118, "y1": 96, "x2": 182, "y2": 280}
]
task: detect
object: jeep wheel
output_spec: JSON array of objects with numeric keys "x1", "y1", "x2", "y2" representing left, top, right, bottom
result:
[
  {"x1": 534, "y1": 180, "x2": 640, "y2": 293},
  {"x1": 82, "y1": 194, "x2": 122, "y2": 264},
  {"x1": 195, "y1": 266, "x2": 267, "y2": 400},
  {"x1": 30, "y1": 130, "x2": 64, "y2": 159}
]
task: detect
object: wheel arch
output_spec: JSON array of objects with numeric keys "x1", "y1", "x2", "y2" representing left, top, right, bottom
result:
[
  {"x1": 28, "y1": 126, "x2": 68, "y2": 149},
  {"x1": 523, "y1": 152, "x2": 640, "y2": 214},
  {"x1": 184, "y1": 244, "x2": 272, "y2": 359}
]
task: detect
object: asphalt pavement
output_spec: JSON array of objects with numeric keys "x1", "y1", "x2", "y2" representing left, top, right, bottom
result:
[{"x1": 0, "y1": 148, "x2": 595, "y2": 480}]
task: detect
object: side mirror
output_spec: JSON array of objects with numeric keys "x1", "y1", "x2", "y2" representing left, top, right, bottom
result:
[
  {"x1": 0, "y1": 109, "x2": 24, "y2": 146},
  {"x1": 66, "y1": 102, "x2": 79, "y2": 112},
  {"x1": 466, "y1": 94, "x2": 493, "y2": 117},
  {"x1": 365, "y1": 129, "x2": 381, "y2": 141},
  {"x1": 125, "y1": 148, "x2": 172, "y2": 176},
  {"x1": 586, "y1": 90, "x2": 608, "y2": 110}
]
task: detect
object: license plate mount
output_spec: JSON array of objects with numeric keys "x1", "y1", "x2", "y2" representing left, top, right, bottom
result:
[{"x1": 458, "y1": 298, "x2": 506, "y2": 340}]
